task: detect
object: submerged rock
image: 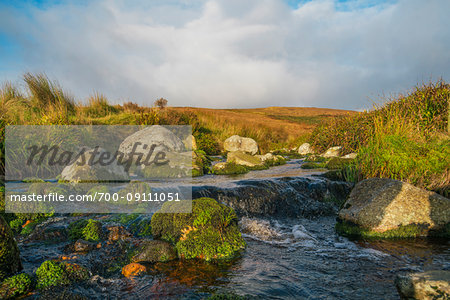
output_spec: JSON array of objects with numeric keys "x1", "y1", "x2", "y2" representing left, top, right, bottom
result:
[
  {"x1": 0, "y1": 215, "x2": 22, "y2": 281},
  {"x1": 122, "y1": 263, "x2": 147, "y2": 278},
  {"x1": 337, "y1": 178, "x2": 450, "y2": 238},
  {"x1": 224, "y1": 135, "x2": 258, "y2": 155},
  {"x1": 395, "y1": 270, "x2": 450, "y2": 300},
  {"x1": 131, "y1": 240, "x2": 177, "y2": 263},
  {"x1": 151, "y1": 198, "x2": 246, "y2": 261}
]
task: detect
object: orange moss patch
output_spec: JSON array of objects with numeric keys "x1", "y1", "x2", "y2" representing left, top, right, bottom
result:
[
  {"x1": 122, "y1": 263, "x2": 147, "y2": 278},
  {"x1": 22, "y1": 220, "x2": 33, "y2": 228}
]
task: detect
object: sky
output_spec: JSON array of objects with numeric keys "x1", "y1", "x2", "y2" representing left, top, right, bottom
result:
[{"x1": 0, "y1": 0, "x2": 449, "y2": 110}]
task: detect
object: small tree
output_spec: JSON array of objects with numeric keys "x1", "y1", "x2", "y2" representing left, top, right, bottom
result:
[{"x1": 154, "y1": 98, "x2": 168, "y2": 109}]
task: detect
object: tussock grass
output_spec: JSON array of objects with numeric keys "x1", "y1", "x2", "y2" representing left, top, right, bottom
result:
[{"x1": 310, "y1": 81, "x2": 450, "y2": 196}]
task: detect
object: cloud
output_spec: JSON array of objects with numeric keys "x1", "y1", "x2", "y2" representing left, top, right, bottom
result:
[{"x1": 0, "y1": 0, "x2": 449, "y2": 109}]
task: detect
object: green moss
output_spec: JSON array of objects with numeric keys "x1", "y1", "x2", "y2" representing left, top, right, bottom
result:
[
  {"x1": 127, "y1": 217, "x2": 153, "y2": 237},
  {"x1": 22, "y1": 177, "x2": 45, "y2": 183},
  {"x1": 20, "y1": 221, "x2": 37, "y2": 236},
  {"x1": 9, "y1": 219, "x2": 24, "y2": 235},
  {"x1": 68, "y1": 219, "x2": 103, "y2": 241},
  {"x1": 151, "y1": 198, "x2": 246, "y2": 261},
  {"x1": 86, "y1": 185, "x2": 110, "y2": 197},
  {"x1": 0, "y1": 215, "x2": 22, "y2": 282},
  {"x1": 0, "y1": 273, "x2": 33, "y2": 299},
  {"x1": 304, "y1": 155, "x2": 327, "y2": 163},
  {"x1": 118, "y1": 181, "x2": 151, "y2": 200},
  {"x1": 213, "y1": 163, "x2": 249, "y2": 175},
  {"x1": 301, "y1": 162, "x2": 327, "y2": 169},
  {"x1": 335, "y1": 220, "x2": 431, "y2": 239},
  {"x1": 227, "y1": 151, "x2": 262, "y2": 166},
  {"x1": 326, "y1": 157, "x2": 353, "y2": 170},
  {"x1": 81, "y1": 219, "x2": 103, "y2": 242},
  {"x1": 36, "y1": 261, "x2": 89, "y2": 290}
]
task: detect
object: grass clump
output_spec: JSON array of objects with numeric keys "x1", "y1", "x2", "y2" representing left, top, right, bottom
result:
[
  {"x1": 309, "y1": 81, "x2": 450, "y2": 195},
  {"x1": 0, "y1": 273, "x2": 33, "y2": 299}
]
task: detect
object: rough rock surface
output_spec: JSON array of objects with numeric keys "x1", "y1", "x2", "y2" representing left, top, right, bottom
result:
[
  {"x1": 338, "y1": 178, "x2": 450, "y2": 234},
  {"x1": 131, "y1": 240, "x2": 177, "y2": 263},
  {"x1": 118, "y1": 125, "x2": 185, "y2": 160},
  {"x1": 227, "y1": 151, "x2": 264, "y2": 167},
  {"x1": 395, "y1": 270, "x2": 450, "y2": 300},
  {"x1": 298, "y1": 143, "x2": 314, "y2": 155},
  {"x1": 342, "y1": 152, "x2": 357, "y2": 159},
  {"x1": 321, "y1": 146, "x2": 342, "y2": 158},
  {"x1": 60, "y1": 147, "x2": 129, "y2": 182},
  {"x1": 224, "y1": 135, "x2": 258, "y2": 155}
]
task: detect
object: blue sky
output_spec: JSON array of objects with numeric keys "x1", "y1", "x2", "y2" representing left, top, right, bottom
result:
[{"x1": 0, "y1": 0, "x2": 449, "y2": 109}]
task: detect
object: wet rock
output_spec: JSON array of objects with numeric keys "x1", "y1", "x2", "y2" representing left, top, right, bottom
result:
[
  {"x1": 118, "y1": 125, "x2": 185, "y2": 161},
  {"x1": 227, "y1": 151, "x2": 264, "y2": 168},
  {"x1": 122, "y1": 263, "x2": 147, "y2": 278},
  {"x1": 193, "y1": 177, "x2": 353, "y2": 218},
  {"x1": 131, "y1": 240, "x2": 177, "y2": 263},
  {"x1": 36, "y1": 261, "x2": 90, "y2": 290},
  {"x1": 0, "y1": 215, "x2": 22, "y2": 281},
  {"x1": 239, "y1": 217, "x2": 282, "y2": 241},
  {"x1": 322, "y1": 146, "x2": 342, "y2": 158},
  {"x1": 106, "y1": 225, "x2": 132, "y2": 242},
  {"x1": 337, "y1": 178, "x2": 450, "y2": 238},
  {"x1": 74, "y1": 239, "x2": 97, "y2": 252},
  {"x1": 298, "y1": 143, "x2": 314, "y2": 155},
  {"x1": 151, "y1": 198, "x2": 246, "y2": 261},
  {"x1": 395, "y1": 270, "x2": 450, "y2": 299},
  {"x1": 224, "y1": 135, "x2": 258, "y2": 155},
  {"x1": 60, "y1": 147, "x2": 129, "y2": 182}
]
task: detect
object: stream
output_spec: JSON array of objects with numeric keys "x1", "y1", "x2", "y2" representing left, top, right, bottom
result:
[{"x1": 17, "y1": 160, "x2": 450, "y2": 299}]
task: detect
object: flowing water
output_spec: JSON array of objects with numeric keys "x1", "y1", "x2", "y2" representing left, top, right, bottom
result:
[{"x1": 17, "y1": 160, "x2": 450, "y2": 299}]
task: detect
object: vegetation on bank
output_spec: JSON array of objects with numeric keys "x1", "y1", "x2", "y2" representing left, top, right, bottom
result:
[{"x1": 310, "y1": 81, "x2": 450, "y2": 196}]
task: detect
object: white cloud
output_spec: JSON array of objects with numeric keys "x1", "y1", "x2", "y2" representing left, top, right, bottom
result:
[{"x1": 0, "y1": 0, "x2": 449, "y2": 109}]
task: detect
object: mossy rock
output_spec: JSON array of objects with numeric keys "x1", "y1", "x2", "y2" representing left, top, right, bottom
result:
[
  {"x1": 335, "y1": 220, "x2": 433, "y2": 239},
  {"x1": 68, "y1": 219, "x2": 104, "y2": 241},
  {"x1": 127, "y1": 216, "x2": 153, "y2": 237},
  {"x1": 301, "y1": 162, "x2": 327, "y2": 169},
  {"x1": 193, "y1": 150, "x2": 212, "y2": 177},
  {"x1": 0, "y1": 273, "x2": 33, "y2": 299},
  {"x1": 86, "y1": 185, "x2": 110, "y2": 197},
  {"x1": 131, "y1": 240, "x2": 177, "y2": 263},
  {"x1": 0, "y1": 215, "x2": 22, "y2": 281},
  {"x1": 36, "y1": 261, "x2": 89, "y2": 290},
  {"x1": 304, "y1": 155, "x2": 327, "y2": 163},
  {"x1": 212, "y1": 162, "x2": 248, "y2": 175},
  {"x1": 326, "y1": 157, "x2": 353, "y2": 170},
  {"x1": 27, "y1": 182, "x2": 69, "y2": 196},
  {"x1": 227, "y1": 151, "x2": 264, "y2": 168},
  {"x1": 151, "y1": 198, "x2": 246, "y2": 261},
  {"x1": 118, "y1": 181, "x2": 151, "y2": 199}
]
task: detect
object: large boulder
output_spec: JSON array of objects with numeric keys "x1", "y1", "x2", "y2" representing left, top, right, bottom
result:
[
  {"x1": 322, "y1": 146, "x2": 342, "y2": 158},
  {"x1": 0, "y1": 215, "x2": 22, "y2": 281},
  {"x1": 183, "y1": 135, "x2": 197, "y2": 151},
  {"x1": 298, "y1": 143, "x2": 314, "y2": 155},
  {"x1": 151, "y1": 198, "x2": 246, "y2": 261},
  {"x1": 337, "y1": 178, "x2": 450, "y2": 238},
  {"x1": 395, "y1": 270, "x2": 450, "y2": 300},
  {"x1": 118, "y1": 125, "x2": 185, "y2": 160},
  {"x1": 227, "y1": 151, "x2": 264, "y2": 168},
  {"x1": 223, "y1": 135, "x2": 258, "y2": 155},
  {"x1": 60, "y1": 147, "x2": 129, "y2": 182}
]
